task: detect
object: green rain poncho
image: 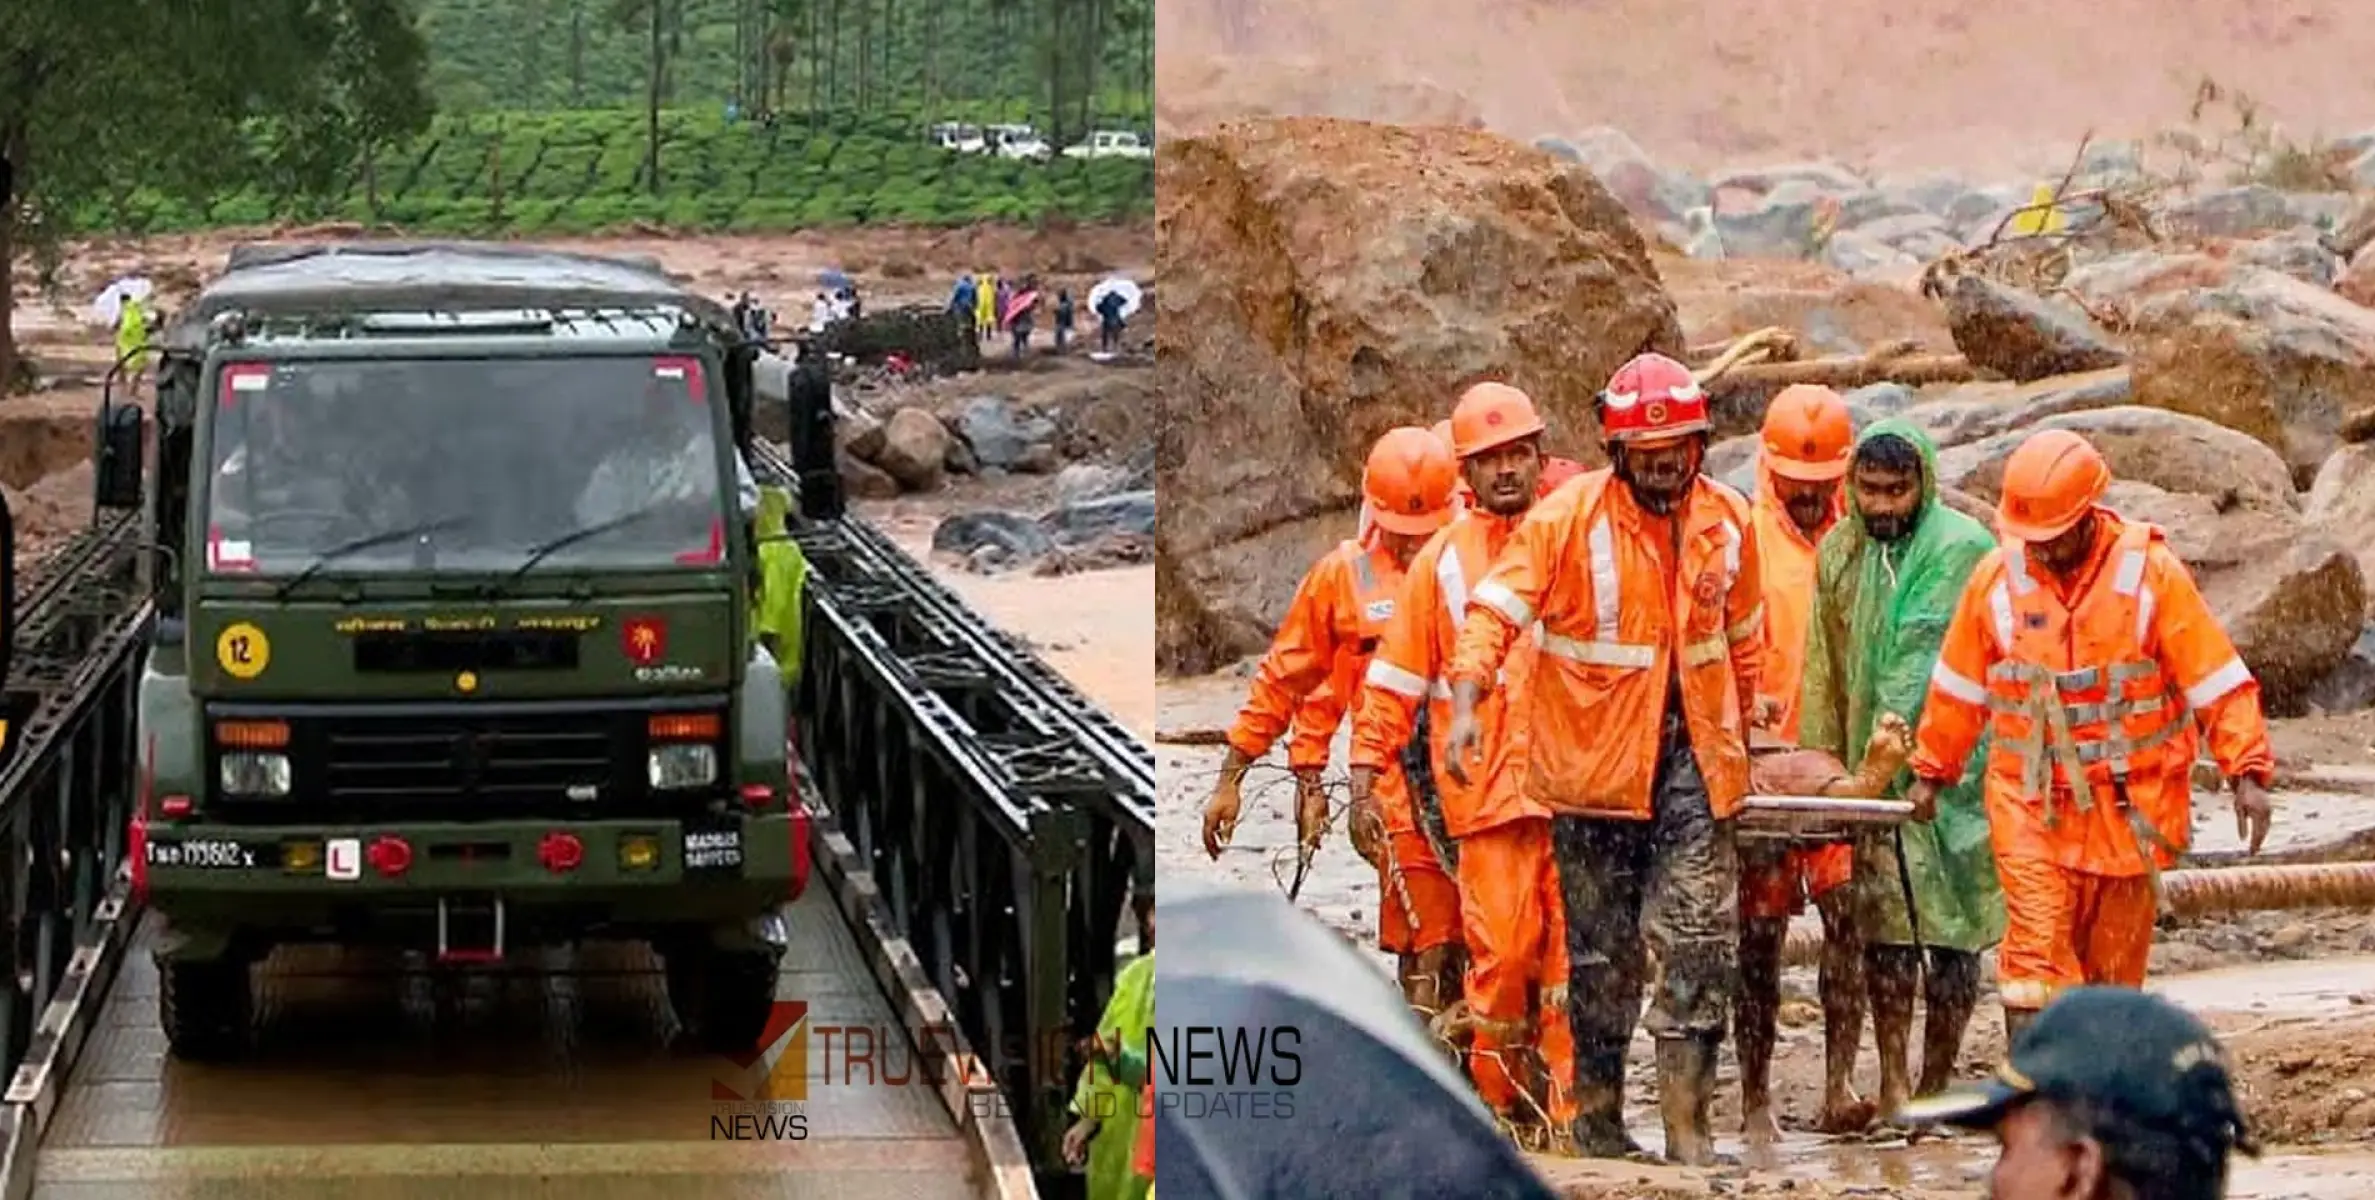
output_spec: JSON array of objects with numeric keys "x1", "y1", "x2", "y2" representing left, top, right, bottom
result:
[
  {"x1": 1071, "y1": 952, "x2": 1154, "y2": 1200},
  {"x1": 752, "y1": 485, "x2": 810, "y2": 688},
  {"x1": 1798, "y1": 417, "x2": 2006, "y2": 952}
]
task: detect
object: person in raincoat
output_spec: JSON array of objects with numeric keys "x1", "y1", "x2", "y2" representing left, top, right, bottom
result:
[
  {"x1": 976, "y1": 272, "x2": 999, "y2": 339},
  {"x1": 1798, "y1": 417, "x2": 2005, "y2": 1123},
  {"x1": 115, "y1": 295, "x2": 155, "y2": 400},
  {"x1": 750, "y1": 484, "x2": 809, "y2": 689},
  {"x1": 1064, "y1": 946, "x2": 1155, "y2": 1200}
]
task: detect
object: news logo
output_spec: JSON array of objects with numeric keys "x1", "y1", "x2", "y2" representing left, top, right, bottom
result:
[{"x1": 1149, "y1": 1024, "x2": 1302, "y2": 1121}]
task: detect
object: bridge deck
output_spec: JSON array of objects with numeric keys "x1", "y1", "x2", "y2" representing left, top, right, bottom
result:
[{"x1": 32, "y1": 892, "x2": 979, "y2": 1199}]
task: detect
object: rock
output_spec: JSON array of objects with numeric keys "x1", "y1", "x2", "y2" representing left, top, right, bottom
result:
[
  {"x1": 1900, "y1": 368, "x2": 2133, "y2": 451},
  {"x1": 2230, "y1": 229, "x2": 2342, "y2": 288},
  {"x1": 1711, "y1": 161, "x2": 1867, "y2": 196},
  {"x1": 875, "y1": 407, "x2": 950, "y2": 491},
  {"x1": 838, "y1": 404, "x2": 887, "y2": 462},
  {"x1": 942, "y1": 436, "x2": 979, "y2": 476},
  {"x1": 1935, "y1": 406, "x2": 2298, "y2": 516},
  {"x1": 1047, "y1": 490, "x2": 1157, "y2": 543},
  {"x1": 2092, "y1": 479, "x2": 2365, "y2": 712},
  {"x1": 1820, "y1": 231, "x2": 1923, "y2": 280},
  {"x1": 2306, "y1": 444, "x2": 2375, "y2": 613},
  {"x1": 2338, "y1": 242, "x2": 2375, "y2": 308},
  {"x1": 1055, "y1": 462, "x2": 1134, "y2": 505},
  {"x1": 954, "y1": 395, "x2": 1058, "y2": 470},
  {"x1": 2163, "y1": 185, "x2": 2299, "y2": 240},
  {"x1": 1015, "y1": 443, "x2": 1062, "y2": 474},
  {"x1": 1156, "y1": 116, "x2": 1684, "y2": 670},
  {"x1": 1540, "y1": 126, "x2": 1709, "y2": 229},
  {"x1": 1938, "y1": 274, "x2": 2126, "y2": 382},
  {"x1": 1712, "y1": 180, "x2": 1830, "y2": 259},
  {"x1": 2302, "y1": 623, "x2": 2375, "y2": 713},
  {"x1": 2127, "y1": 269, "x2": 2375, "y2": 486},
  {"x1": 2060, "y1": 251, "x2": 2236, "y2": 321},
  {"x1": 1874, "y1": 172, "x2": 1979, "y2": 220},
  {"x1": 836, "y1": 447, "x2": 899, "y2": 500},
  {"x1": 1846, "y1": 381, "x2": 1918, "y2": 418},
  {"x1": 933, "y1": 510, "x2": 1057, "y2": 563}
]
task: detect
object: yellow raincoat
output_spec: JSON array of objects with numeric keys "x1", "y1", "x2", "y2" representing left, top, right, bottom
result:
[{"x1": 752, "y1": 485, "x2": 809, "y2": 687}]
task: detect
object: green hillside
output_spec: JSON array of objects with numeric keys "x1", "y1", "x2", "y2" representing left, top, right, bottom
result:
[{"x1": 105, "y1": 107, "x2": 1149, "y2": 235}]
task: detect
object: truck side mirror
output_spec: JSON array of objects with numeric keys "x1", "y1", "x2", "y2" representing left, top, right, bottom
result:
[{"x1": 95, "y1": 402, "x2": 145, "y2": 510}]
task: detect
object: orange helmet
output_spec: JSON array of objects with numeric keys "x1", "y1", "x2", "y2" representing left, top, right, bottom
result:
[
  {"x1": 1600, "y1": 353, "x2": 1710, "y2": 443},
  {"x1": 1363, "y1": 426, "x2": 1460, "y2": 536},
  {"x1": 1450, "y1": 382, "x2": 1546, "y2": 458},
  {"x1": 1429, "y1": 419, "x2": 1455, "y2": 451},
  {"x1": 1997, "y1": 428, "x2": 2111, "y2": 542},
  {"x1": 1761, "y1": 384, "x2": 1854, "y2": 481}
]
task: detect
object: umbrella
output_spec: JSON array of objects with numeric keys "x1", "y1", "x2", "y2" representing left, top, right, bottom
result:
[
  {"x1": 1000, "y1": 288, "x2": 1041, "y2": 330},
  {"x1": 1153, "y1": 879, "x2": 1557, "y2": 1199},
  {"x1": 90, "y1": 276, "x2": 153, "y2": 325},
  {"x1": 1088, "y1": 276, "x2": 1142, "y2": 319},
  {"x1": 817, "y1": 268, "x2": 853, "y2": 292}
]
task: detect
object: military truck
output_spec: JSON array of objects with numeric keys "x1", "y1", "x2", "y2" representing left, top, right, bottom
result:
[{"x1": 105, "y1": 243, "x2": 810, "y2": 1059}]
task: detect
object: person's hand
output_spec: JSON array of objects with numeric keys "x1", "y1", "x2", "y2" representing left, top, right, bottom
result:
[
  {"x1": 1063, "y1": 1116, "x2": 1101, "y2": 1167},
  {"x1": 1202, "y1": 775, "x2": 1243, "y2": 860},
  {"x1": 1749, "y1": 694, "x2": 1784, "y2": 730},
  {"x1": 1348, "y1": 794, "x2": 1387, "y2": 868},
  {"x1": 1904, "y1": 778, "x2": 1941, "y2": 823},
  {"x1": 1295, "y1": 770, "x2": 1332, "y2": 853},
  {"x1": 2232, "y1": 775, "x2": 2273, "y2": 856},
  {"x1": 1444, "y1": 706, "x2": 1481, "y2": 787}
]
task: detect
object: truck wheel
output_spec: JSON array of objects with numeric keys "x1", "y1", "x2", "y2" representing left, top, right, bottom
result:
[
  {"x1": 667, "y1": 945, "x2": 781, "y2": 1054},
  {"x1": 160, "y1": 957, "x2": 253, "y2": 1061}
]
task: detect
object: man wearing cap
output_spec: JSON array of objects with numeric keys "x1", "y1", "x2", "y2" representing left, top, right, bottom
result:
[
  {"x1": 1906, "y1": 429, "x2": 2275, "y2": 1043},
  {"x1": 1901, "y1": 986, "x2": 2257, "y2": 1200}
]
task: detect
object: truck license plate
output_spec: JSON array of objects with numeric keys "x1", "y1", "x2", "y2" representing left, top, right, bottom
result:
[
  {"x1": 146, "y1": 839, "x2": 273, "y2": 869},
  {"x1": 683, "y1": 825, "x2": 744, "y2": 872}
]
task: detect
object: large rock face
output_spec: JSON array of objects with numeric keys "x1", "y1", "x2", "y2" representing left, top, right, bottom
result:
[{"x1": 1156, "y1": 116, "x2": 1685, "y2": 672}]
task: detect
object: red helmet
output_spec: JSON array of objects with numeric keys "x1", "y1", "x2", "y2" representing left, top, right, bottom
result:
[{"x1": 1599, "y1": 353, "x2": 1710, "y2": 443}]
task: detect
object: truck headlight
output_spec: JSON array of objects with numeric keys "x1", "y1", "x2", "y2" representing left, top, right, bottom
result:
[
  {"x1": 649, "y1": 744, "x2": 717, "y2": 790},
  {"x1": 220, "y1": 752, "x2": 292, "y2": 797}
]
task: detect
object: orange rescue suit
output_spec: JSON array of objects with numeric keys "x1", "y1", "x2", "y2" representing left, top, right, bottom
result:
[
  {"x1": 1449, "y1": 470, "x2": 1765, "y2": 820},
  {"x1": 1742, "y1": 464, "x2": 1852, "y2": 918},
  {"x1": 1225, "y1": 538, "x2": 1460, "y2": 953},
  {"x1": 1909, "y1": 512, "x2": 2275, "y2": 1010},
  {"x1": 1349, "y1": 507, "x2": 1573, "y2": 1120}
]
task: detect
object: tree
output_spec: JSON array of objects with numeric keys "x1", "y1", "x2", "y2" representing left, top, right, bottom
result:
[
  {"x1": 0, "y1": 0, "x2": 433, "y2": 394},
  {"x1": 610, "y1": 0, "x2": 685, "y2": 195}
]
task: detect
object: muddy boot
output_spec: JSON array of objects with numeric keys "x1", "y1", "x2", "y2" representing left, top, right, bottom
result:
[
  {"x1": 1566, "y1": 1045, "x2": 1646, "y2": 1159},
  {"x1": 1655, "y1": 1034, "x2": 1723, "y2": 1167}
]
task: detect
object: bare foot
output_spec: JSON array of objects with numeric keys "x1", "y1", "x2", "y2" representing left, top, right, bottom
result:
[
  {"x1": 1875, "y1": 1086, "x2": 1912, "y2": 1129},
  {"x1": 1742, "y1": 1104, "x2": 1782, "y2": 1145},
  {"x1": 1814, "y1": 1095, "x2": 1879, "y2": 1134}
]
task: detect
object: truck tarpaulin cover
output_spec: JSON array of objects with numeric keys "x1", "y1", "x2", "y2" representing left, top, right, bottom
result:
[{"x1": 1153, "y1": 879, "x2": 1557, "y2": 1200}]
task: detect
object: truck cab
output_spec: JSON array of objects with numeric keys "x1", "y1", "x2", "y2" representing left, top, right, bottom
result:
[{"x1": 117, "y1": 244, "x2": 805, "y2": 1060}]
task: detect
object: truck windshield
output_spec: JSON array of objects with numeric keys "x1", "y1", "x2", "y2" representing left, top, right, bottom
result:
[{"x1": 202, "y1": 355, "x2": 727, "y2": 577}]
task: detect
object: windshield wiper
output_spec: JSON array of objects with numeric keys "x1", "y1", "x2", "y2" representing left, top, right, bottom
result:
[
  {"x1": 501, "y1": 501, "x2": 675, "y2": 589},
  {"x1": 269, "y1": 515, "x2": 477, "y2": 601}
]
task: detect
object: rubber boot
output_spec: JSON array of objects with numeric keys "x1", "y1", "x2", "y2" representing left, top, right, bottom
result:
[
  {"x1": 1655, "y1": 1034, "x2": 1721, "y2": 1167},
  {"x1": 1566, "y1": 1044, "x2": 1645, "y2": 1159}
]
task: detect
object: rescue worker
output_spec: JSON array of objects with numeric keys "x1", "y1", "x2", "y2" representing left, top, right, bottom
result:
[
  {"x1": 1348, "y1": 383, "x2": 1574, "y2": 1143},
  {"x1": 751, "y1": 484, "x2": 811, "y2": 691},
  {"x1": 1800, "y1": 418, "x2": 2006, "y2": 1123},
  {"x1": 1906, "y1": 429, "x2": 2275, "y2": 1043},
  {"x1": 1734, "y1": 385, "x2": 1867, "y2": 1140},
  {"x1": 1203, "y1": 427, "x2": 1465, "y2": 1014},
  {"x1": 1901, "y1": 987, "x2": 2257, "y2": 1200},
  {"x1": 1445, "y1": 353, "x2": 1770, "y2": 1165}
]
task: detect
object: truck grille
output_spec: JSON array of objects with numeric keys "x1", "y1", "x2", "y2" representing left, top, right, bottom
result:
[{"x1": 205, "y1": 704, "x2": 725, "y2": 823}]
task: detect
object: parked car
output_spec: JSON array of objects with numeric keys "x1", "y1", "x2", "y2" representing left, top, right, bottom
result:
[
  {"x1": 987, "y1": 124, "x2": 1053, "y2": 161},
  {"x1": 1062, "y1": 130, "x2": 1152, "y2": 160},
  {"x1": 928, "y1": 122, "x2": 987, "y2": 154}
]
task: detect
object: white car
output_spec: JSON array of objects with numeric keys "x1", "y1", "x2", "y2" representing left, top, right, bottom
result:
[
  {"x1": 1062, "y1": 131, "x2": 1152, "y2": 160},
  {"x1": 988, "y1": 124, "x2": 1053, "y2": 161},
  {"x1": 928, "y1": 122, "x2": 986, "y2": 154}
]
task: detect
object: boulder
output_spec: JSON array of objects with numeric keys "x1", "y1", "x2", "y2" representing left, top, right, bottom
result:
[
  {"x1": 2127, "y1": 269, "x2": 2375, "y2": 487},
  {"x1": 836, "y1": 448, "x2": 899, "y2": 500},
  {"x1": 875, "y1": 407, "x2": 951, "y2": 492},
  {"x1": 1899, "y1": 368, "x2": 2133, "y2": 451},
  {"x1": 2099, "y1": 480, "x2": 2365, "y2": 712},
  {"x1": 1937, "y1": 274, "x2": 2126, "y2": 382},
  {"x1": 953, "y1": 394, "x2": 1058, "y2": 471},
  {"x1": 2306, "y1": 444, "x2": 2375, "y2": 615},
  {"x1": 2230, "y1": 229, "x2": 2342, "y2": 288},
  {"x1": 1935, "y1": 406, "x2": 2298, "y2": 516},
  {"x1": 2338, "y1": 241, "x2": 2375, "y2": 308},
  {"x1": 1155, "y1": 116, "x2": 1684, "y2": 671}
]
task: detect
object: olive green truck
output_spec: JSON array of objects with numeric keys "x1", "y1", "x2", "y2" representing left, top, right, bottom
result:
[{"x1": 113, "y1": 243, "x2": 806, "y2": 1059}]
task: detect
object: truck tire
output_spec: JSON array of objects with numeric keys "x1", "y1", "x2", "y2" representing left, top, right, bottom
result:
[
  {"x1": 160, "y1": 958, "x2": 253, "y2": 1061},
  {"x1": 667, "y1": 945, "x2": 781, "y2": 1054}
]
